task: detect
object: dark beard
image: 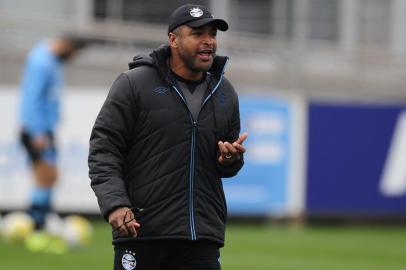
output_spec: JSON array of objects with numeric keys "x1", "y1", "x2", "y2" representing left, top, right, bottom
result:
[{"x1": 179, "y1": 51, "x2": 214, "y2": 73}]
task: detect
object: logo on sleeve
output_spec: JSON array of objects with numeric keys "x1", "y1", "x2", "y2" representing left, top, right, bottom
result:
[{"x1": 153, "y1": 86, "x2": 169, "y2": 95}]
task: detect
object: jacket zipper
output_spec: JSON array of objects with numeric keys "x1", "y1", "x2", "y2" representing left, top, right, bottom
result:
[
  {"x1": 171, "y1": 85, "x2": 197, "y2": 239},
  {"x1": 189, "y1": 120, "x2": 197, "y2": 239},
  {"x1": 170, "y1": 57, "x2": 229, "y2": 240}
]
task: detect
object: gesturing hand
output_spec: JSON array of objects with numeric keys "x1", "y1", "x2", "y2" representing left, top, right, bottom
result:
[
  {"x1": 218, "y1": 132, "x2": 248, "y2": 165},
  {"x1": 108, "y1": 207, "x2": 141, "y2": 237}
]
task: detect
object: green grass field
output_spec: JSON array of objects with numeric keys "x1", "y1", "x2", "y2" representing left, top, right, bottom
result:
[{"x1": 1, "y1": 221, "x2": 405, "y2": 270}]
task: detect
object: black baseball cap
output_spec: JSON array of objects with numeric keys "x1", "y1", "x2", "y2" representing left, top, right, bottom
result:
[{"x1": 168, "y1": 4, "x2": 229, "y2": 34}]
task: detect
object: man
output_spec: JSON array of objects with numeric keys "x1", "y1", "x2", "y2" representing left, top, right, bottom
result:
[
  {"x1": 19, "y1": 36, "x2": 85, "y2": 232},
  {"x1": 89, "y1": 4, "x2": 247, "y2": 270}
]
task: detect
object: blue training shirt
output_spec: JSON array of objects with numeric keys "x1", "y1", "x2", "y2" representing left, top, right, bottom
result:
[{"x1": 19, "y1": 40, "x2": 63, "y2": 137}]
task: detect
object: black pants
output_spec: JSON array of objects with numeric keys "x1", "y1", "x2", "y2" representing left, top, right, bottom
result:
[
  {"x1": 20, "y1": 130, "x2": 56, "y2": 164},
  {"x1": 114, "y1": 240, "x2": 221, "y2": 270}
]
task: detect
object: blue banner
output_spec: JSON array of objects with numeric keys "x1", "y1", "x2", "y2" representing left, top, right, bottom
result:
[
  {"x1": 307, "y1": 102, "x2": 406, "y2": 216},
  {"x1": 224, "y1": 95, "x2": 292, "y2": 216}
]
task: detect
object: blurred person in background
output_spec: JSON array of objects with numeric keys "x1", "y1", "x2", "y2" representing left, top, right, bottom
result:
[
  {"x1": 89, "y1": 4, "x2": 247, "y2": 270},
  {"x1": 19, "y1": 36, "x2": 86, "y2": 232}
]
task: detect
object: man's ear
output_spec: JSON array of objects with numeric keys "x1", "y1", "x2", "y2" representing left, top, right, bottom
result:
[{"x1": 168, "y1": 33, "x2": 178, "y2": 48}]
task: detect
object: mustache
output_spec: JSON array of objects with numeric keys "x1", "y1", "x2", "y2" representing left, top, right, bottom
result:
[{"x1": 196, "y1": 48, "x2": 216, "y2": 54}]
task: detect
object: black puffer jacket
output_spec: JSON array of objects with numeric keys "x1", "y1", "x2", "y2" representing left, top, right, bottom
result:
[{"x1": 88, "y1": 45, "x2": 243, "y2": 246}]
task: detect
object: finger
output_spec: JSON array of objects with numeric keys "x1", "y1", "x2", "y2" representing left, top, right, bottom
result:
[
  {"x1": 224, "y1": 142, "x2": 238, "y2": 155},
  {"x1": 218, "y1": 141, "x2": 229, "y2": 155},
  {"x1": 118, "y1": 224, "x2": 130, "y2": 236},
  {"x1": 125, "y1": 222, "x2": 138, "y2": 236},
  {"x1": 126, "y1": 219, "x2": 141, "y2": 228},
  {"x1": 235, "y1": 132, "x2": 248, "y2": 145},
  {"x1": 127, "y1": 221, "x2": 140, "y2": 237},
  {"x1": 233, "y1": 143, "x2": 246, "y2": 154}
]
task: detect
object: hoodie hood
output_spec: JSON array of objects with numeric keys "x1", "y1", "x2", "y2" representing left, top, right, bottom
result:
[{"x1": 128, "y1": 44, "x2": 228, "y2": 82}]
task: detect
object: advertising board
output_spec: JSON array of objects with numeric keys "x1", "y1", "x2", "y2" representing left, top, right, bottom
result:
[{"x1": 307, "y1": 102, "x2": 406, "y2": 216}]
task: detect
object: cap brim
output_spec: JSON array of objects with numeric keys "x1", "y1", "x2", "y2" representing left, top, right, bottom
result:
[{"x1": 186, "y1": 18, "x2": 228, "y2": 31}]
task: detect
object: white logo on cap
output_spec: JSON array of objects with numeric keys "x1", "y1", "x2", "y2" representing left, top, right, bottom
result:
[{"x1": 190, "y1": 7, "x2": 203, "y2": 17}]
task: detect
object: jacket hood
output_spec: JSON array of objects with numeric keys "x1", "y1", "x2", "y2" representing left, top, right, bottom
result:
[{"x1": 128, "y1": 44, "x2": 228, "y2": 82}]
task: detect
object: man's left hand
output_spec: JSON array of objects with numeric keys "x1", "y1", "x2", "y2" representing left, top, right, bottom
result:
[{"x1": 218, "y1": 132, "x2": 248, "y2": 165}]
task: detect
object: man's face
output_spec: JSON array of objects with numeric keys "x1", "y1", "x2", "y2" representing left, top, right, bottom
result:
[{"x1": 173, "y1": 24, "x2": 218, "y2": 73}]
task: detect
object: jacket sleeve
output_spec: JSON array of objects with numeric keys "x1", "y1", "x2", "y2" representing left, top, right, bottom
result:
[
  {"x1": 216, "y1": 93, "x2": 244, "y2": 178},
  {"x1": 88, "y1": 73, "x2": 136, "y2": 220}
]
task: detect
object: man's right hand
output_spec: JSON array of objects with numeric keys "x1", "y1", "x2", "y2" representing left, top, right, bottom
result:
[{"x1": 108, "y1": 207, "x2": 140, "y2": 237}]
